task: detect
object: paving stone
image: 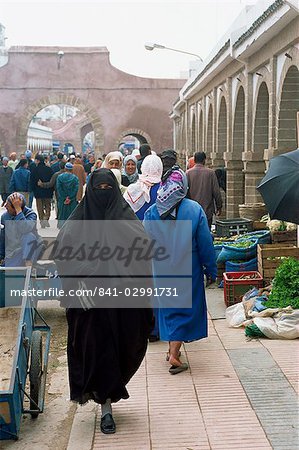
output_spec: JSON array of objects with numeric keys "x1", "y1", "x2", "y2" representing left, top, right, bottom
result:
[
  {"x1": 228, "y1": 347, "x2": 299, "y2": 450},
  {"x1": 88, "y1": 288, "x2": 298, "y2": 450}
]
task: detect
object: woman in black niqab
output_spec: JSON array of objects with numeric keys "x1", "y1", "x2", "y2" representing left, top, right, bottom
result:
[{"x1": 55, "y1": 169, "x2": 153, "y2": 434}]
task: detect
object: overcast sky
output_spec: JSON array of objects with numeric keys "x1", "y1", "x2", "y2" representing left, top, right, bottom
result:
[{"x1": 1, "y1": 1, "x2": 258, "y2": 78}]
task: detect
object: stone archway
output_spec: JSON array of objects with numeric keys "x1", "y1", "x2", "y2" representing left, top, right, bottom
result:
[
  {"x1": 244, "y1": 80, "x2": 269, "y2": 204},
  {"x1": 115, "y1": 128, "x2": 152, "y2": 149},
  {"x1": 217, "y1": 96, "x2": 227, "y2": 159},
  {"x1": 191, "y1": 113, "x2": 196, "y2": 154},
  {"x1": 277, "y1": 64, "x2": 299, "y2": 152},
  {"x1": 232, "y1": 85, "x2": 245, "y2": 156},
  {"x1": 226, "y1": 84, "x2": 245, "y2": 217},
  {"x1": 198, "y1": 107, "x2": 203, "y2": 152},
  {"x1": 17, "y1": 93, "x2": 104, "y2": 156},
  {"x1": 206, "y1": 103, "x2": 213, "y2": 165},
  {"x1": 253, "y1": 81, "x2": 269, "y2": 155}
]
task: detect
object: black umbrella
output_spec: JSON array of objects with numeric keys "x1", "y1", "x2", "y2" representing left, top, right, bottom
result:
[{"x1": 257, "y1": 148, "x2": 299, "y2": 225}]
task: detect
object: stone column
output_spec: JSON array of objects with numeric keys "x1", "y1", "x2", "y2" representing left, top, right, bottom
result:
[
  {"x1": 224, "y1": 152, "x2": 244, "y2": 218},
  {"x1": 242, "y1": 152, "x2": 266, "y2": 203},
  {"x1": 211, "y1": 153, "x2": 225, "y2": 169}
]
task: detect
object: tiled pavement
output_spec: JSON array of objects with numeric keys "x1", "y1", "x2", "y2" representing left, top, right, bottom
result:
[{"x1": 67, "y1": 288, "x2": 298, "y2": 450}]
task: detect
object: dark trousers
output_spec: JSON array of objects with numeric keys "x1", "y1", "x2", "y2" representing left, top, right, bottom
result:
[{"x1": 36, "y1": 198, "x2": 51, "y2": 222}]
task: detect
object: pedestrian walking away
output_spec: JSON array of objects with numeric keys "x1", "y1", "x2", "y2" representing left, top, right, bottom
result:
[
  {"x1": 186, "y1": 151, "x2": 222, "y2": 229},
  {"x1": 56, "y1": 162, "x2": 79, "y2": 228},
  {"x1": 38, "y1": 160, "x2": 66, "y2": 218},
  {"x1": 143, "y1": 166, "x2": 217, "y2": 374},
  {"x1": 124, "y1": 154, "x2": 163, "y2": 341},
  {"x1": 54, "y1": 168, "x2": 153, "y2": 435},
  {"x1": 30, "y1": 154, "x2": 54, "y2": 228},
  {"x1": 160, "y1": 148, "x2": 178, "y2": 175},
  {"x1": 9, "y1": 158, "x2": 31, "y2": 204},
  {"x1": 72, "y1": 156, "x2": 86, "y2": 202}
]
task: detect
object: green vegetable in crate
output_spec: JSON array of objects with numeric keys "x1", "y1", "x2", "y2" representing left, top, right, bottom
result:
[
  {"x1": 264, "y1": 258, "x2": 299, "y2": 309},
  {"x1": 227, "y1": 241, "x2": 253, "y2": 248}
]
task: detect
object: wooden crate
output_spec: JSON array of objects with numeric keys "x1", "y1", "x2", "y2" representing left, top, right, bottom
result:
[
  {"x1": 271, "y1": 230, "x2": 297, "y2": 245},
  {"x1": 253, "y1": 221, "x2": 268, "y2": 231},
  {"x1": 257, "y1": 243, "x2": 299, "y2": 280}
]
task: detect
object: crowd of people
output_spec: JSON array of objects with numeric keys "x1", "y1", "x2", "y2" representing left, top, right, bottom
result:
[{"x1": 0, "y1": 144, "x2": 226, "y2": 434}]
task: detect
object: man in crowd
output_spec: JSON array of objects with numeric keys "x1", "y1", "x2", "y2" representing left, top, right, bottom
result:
[
  {"x1": 56, "y1": 162, "x2": 79, "y2": 228},
  {"x1": 9, "y1": 159, "x2": 31, "y2": 204},
  {"x1": 8, "y1": 152, "x2": 19, "y2": 170},
  {"x1": 38, "y1": 160, "x2": 66, "y2": 218},
  {"x1": 186, "y1": 151, "x2": 222, "y2": 229},
  {"x1": 137, "y1": 144, "x2": 151, "y2": 174},
  {"x1": 30, "y1": 154, "x2": 53, "y2": 228},
  {"x1": 72, "y1": 154, "x2": 86, "y2": 201},
  {"x1": 84, "y1": 154, "x2": 95, "y2": 174},
  {"x1": 0, "y1": 157, "x2": 13, "y2": 206}
]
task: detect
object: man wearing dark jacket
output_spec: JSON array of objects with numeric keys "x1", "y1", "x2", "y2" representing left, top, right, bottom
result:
[
  {"x1": 31, "y1": 154, "x2": 53, "y2": 228},
  {"x1": 186, "y1": 151, "x2": 222, "y2": 229},
  {"x1": 38, "y1": 161, "x2": 66, "y2": 219},
  {"x1": 9, "y1": 159, "x2": 31, "y2": 204}
]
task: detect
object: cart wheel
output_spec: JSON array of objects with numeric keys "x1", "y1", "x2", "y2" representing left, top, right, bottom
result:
[{"x1": 29, "y1": 330, "x2": 42, "y2": 418}]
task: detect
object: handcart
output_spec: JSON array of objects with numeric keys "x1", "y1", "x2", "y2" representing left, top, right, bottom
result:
[{"x1": 0, "y1": 266, "x2": 51, "y2": 440}]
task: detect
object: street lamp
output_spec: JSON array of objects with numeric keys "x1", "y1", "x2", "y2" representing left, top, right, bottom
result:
[{"x1": 145, "y1": 42, "x2": 203, "y2": 61}]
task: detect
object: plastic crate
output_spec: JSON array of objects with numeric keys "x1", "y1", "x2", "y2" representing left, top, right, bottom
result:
[
  {"x1": 223, "y1": 271, "x2": 263, "y2": 307},
  {"x1": 216, "y1": 218, "x2": 253, "y2": 237}
]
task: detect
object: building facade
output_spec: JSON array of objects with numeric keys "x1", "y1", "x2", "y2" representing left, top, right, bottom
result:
[
  {"x1": 0, "y1": 44, "x2": 184, "y2": 157},
  {"x1": 171, "y1": 0, "x2": 299, "y2": 217}
]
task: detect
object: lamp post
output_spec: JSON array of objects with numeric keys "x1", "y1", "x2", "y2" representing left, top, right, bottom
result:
[{"x1": 145, "y1": 42, "x2": 203, "y2": 61}]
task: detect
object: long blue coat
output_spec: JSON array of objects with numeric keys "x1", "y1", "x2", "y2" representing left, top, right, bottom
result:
[{"x1": 143, "y1": 198, "x2": 217, "y2": 342}]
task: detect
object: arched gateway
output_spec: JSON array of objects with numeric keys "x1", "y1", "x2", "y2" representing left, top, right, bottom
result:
[{"x1": 0, "y1": 46, "x2": 184, "y2": 156}]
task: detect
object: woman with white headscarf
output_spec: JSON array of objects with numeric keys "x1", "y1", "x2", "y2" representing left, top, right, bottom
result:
[
  {"x1": 122, "y1": 154, "x2": 139, "y2": 187},
  {"x1": 110, "y1": 168, "x2": 127, "y2": 195},
  {"x1": 102, "y1": 151, "x2": 123, "y2": 170},
  {"x1": 124, "y1": 154, "x2": 162, "y2": 220}
]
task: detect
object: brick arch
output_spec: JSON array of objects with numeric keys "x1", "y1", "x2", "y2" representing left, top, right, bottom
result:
[
  {"x1": 206, "y1": 102, "x2": 213, "y2": 158},
  {"x1": 115, "y1": 128, "x2": 152, "y2": 149},
  {"x1": 17, "y1": 93, "x2": 104, "y2": 155},
  {"x1": 276, "y1": 50, "x2": 299, "y2": 152},
  {"x1": 232, "y1": 84, "x2": 245, "y2": 156},
  {"x1": 190, "y1": 110, "x2": 196, "y2": 154},
  {"x1": 80, "y1": 123, "x2": 93, "y2": 140},
  {"x1": 217, "y1": 95, "x2": 227, "y2": 156},
  {"x1": 253, "y1": 81, "x2": 269, "y2": 156},
  {"x1": 197, "y1": 105, "x2": 203, "y2": 152}
]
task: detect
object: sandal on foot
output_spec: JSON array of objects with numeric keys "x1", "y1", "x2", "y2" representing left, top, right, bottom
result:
[
  {"x1": 169, "y1": 363, "x2": 188, "y2": 375},
  {"x1": 166, "y1": 351, "x2": 181, "y2": 362},
  {"x1": 100, "y1": 413, "x2": 116, "y2": 434}
]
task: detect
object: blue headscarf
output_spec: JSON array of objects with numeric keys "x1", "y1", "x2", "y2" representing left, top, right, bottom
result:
[
  {"x1": 123, "y1": 155, "x2": 139, "y2": 184},
  {"x1": 156, "y1": 166, "x2": 188, "y2": 219}
]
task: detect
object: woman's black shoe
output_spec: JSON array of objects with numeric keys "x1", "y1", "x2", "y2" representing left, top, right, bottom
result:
[{"x1": 100, "y1": 413, "x2": 116, "y2": 434}]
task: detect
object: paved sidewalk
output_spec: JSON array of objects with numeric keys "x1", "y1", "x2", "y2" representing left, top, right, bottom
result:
[{"x1": 67, "y1": 288, "x2": 299, "y2": 450}]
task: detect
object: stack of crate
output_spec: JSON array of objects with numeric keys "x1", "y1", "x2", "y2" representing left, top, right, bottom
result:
[
  {"x1": 270, "y1": 230, "x2": 297, "y2": 246},
  {"x1": 257, "y1": 243, "x2": 299, "y2": 283}
]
